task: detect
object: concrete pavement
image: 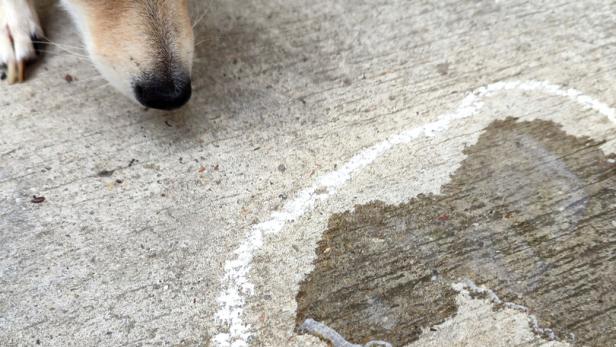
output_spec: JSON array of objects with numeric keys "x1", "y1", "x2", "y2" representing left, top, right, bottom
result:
[{"x1": 1, "y1": 0, "x2": 616, "y2": 346}]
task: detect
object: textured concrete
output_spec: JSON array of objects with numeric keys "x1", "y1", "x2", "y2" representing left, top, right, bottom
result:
[
  {"x1": 296, "y1": 119, "x2": 616, "y2": 346},
  {"x1": 1, "y1": 0, "x2": 616, "y2": 346}
]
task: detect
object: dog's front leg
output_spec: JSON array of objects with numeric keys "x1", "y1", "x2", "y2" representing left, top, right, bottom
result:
[{"x1": 0, "y1": 0, "x2": 43, "y2": 84}]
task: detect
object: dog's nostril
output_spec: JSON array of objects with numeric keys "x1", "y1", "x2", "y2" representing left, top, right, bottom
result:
[{"x1": 134, "y1": 75, "x2": 192, "y2": 110}]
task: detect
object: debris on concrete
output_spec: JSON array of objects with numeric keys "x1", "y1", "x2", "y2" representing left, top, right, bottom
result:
[{"x1": 30, "y1": 196, "x2": 45, "y2": 204}]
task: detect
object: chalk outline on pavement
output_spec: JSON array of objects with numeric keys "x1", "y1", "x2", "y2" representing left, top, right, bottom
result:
[{"x1": 213, "y1": 80, "x2": 616, "y2": 346}]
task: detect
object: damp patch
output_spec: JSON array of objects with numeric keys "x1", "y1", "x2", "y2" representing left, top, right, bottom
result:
[{"x1": 296, "y1": 118, "x2": 616, "y2": 346}]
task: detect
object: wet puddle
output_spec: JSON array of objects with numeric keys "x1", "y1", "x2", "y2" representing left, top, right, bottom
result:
[{"x1": 296, "y1": 118, "x2": 616, "y2": 346}]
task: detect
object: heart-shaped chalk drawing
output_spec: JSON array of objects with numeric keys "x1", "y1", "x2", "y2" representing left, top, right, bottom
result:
[{"x1": 212, "y1": 80, "x2": 616, "y2": 346}]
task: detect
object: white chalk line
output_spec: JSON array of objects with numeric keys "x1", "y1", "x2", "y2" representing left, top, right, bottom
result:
[
  {"x1": 212, "y1": 80, "x2": 616, "y2": 346},
  {"x1": 299, "y1": 319, "x2": 393, "y2": 347}
]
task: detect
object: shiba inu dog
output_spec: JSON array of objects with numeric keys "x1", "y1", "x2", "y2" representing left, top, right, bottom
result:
[{"x1": 0, "y1": 0, "x2": 195, "y2": 110}]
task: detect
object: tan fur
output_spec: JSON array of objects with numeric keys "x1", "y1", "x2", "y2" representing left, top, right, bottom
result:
[{"x1": 62, "y1": 0, "x2": 194, "y2": 100}]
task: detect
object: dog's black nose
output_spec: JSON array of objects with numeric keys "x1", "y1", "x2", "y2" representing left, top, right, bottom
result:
[{"x1": 134, "y1": 75, "x2": 192, "y2": 110}]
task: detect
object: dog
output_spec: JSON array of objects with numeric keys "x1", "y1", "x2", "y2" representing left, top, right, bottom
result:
[{"x1": 0, "y1": 0, "x2": 195, "y2": 110}]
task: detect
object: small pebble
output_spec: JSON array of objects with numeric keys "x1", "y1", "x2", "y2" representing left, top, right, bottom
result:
[{"x1": 31, "y1": 195, "x2": 45, "y2": 204}]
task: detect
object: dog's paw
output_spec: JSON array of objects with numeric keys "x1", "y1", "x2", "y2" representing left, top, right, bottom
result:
[{"x1": 0, "y1": 0, "x2": 43, "y2": 84}]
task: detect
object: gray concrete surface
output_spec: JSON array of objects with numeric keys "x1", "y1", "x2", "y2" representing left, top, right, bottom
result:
[{"x1": 1, "y1": 0, "x2": 616, "y2": 346}]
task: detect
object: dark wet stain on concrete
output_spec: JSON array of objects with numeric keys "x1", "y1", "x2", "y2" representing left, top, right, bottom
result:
[{"x1": 296, "y1": 118, "x2": 616, "y2": 346}]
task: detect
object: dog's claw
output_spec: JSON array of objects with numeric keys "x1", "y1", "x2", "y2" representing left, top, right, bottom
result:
[
  {"x1": 6, "y1": 61, "x2": 25, "y2": 84},
  {"x1": 19, "y1": 61, "x2": 25, "y2": 82},
  {"x1": 7, "y1": 61, "x2": 16, "y2": 84}
]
